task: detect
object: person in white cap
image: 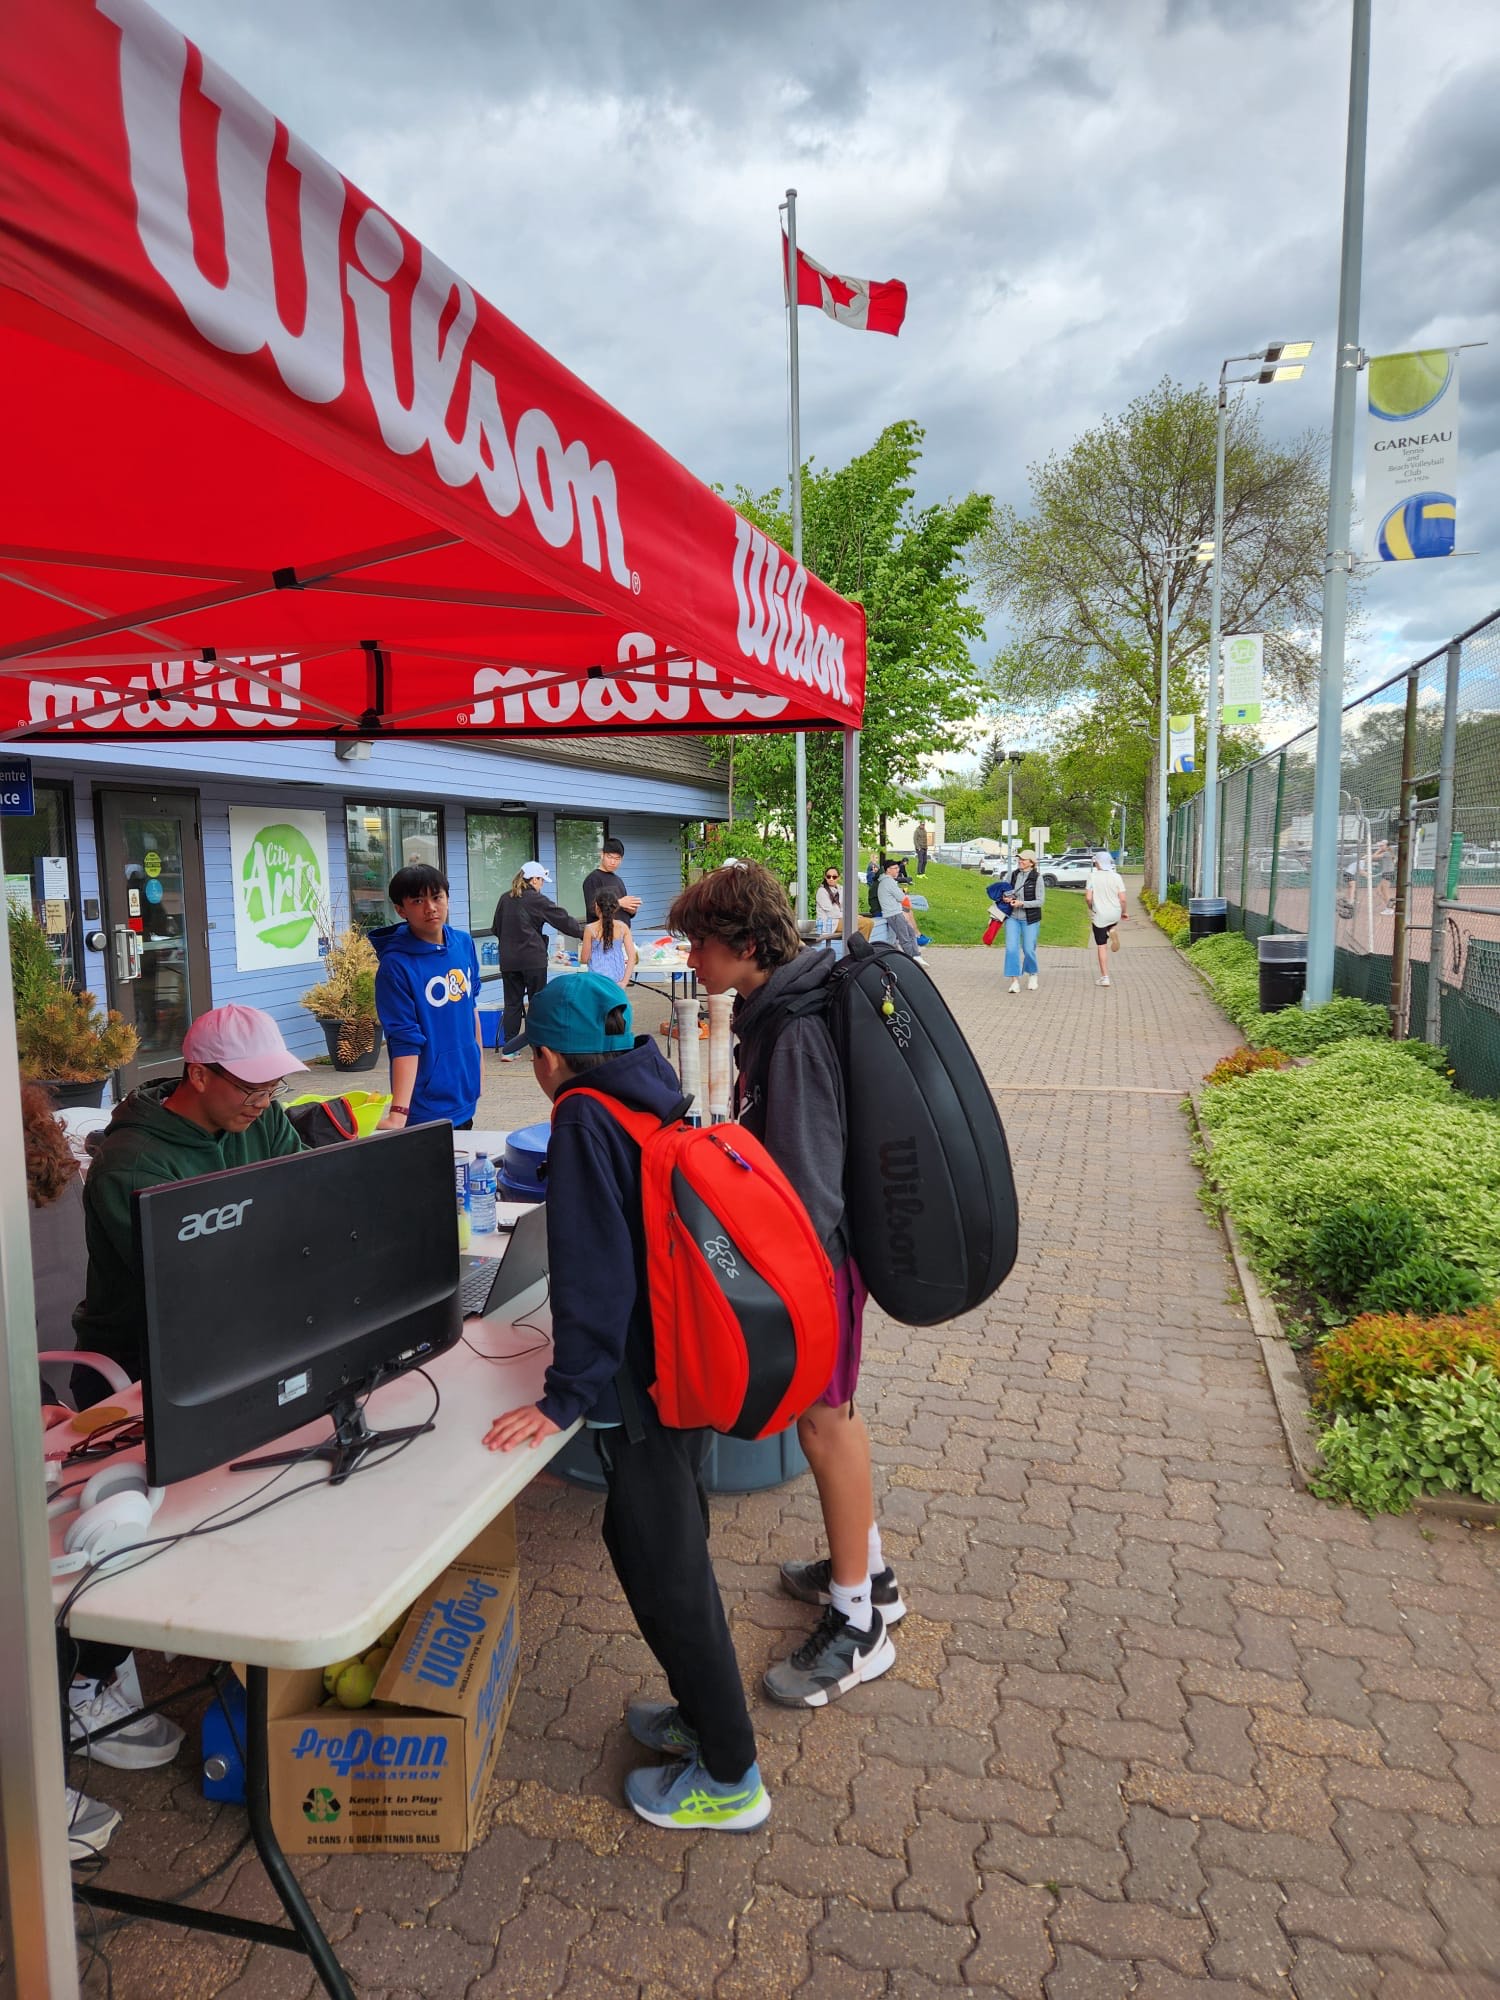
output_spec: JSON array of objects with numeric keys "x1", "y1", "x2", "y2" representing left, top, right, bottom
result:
[
  {"x1": 491, "y1": 862, "x2": 584, "y2": 1059},
  {"x1": 1085, "y1": 851, "x2": 1128, "y2": 986},
  {"x1": 72, "y1": 1003, "x2": 308, "y2": 1383}
]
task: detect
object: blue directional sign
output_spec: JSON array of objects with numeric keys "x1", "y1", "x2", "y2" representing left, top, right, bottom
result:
[{"x1": 0, "y1": 756, "x2": 33, "y2": 816}]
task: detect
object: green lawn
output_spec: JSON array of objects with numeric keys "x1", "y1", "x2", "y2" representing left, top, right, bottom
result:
[{"x1": 899, "y1": 862, "x2": 1093, "y2": 948}]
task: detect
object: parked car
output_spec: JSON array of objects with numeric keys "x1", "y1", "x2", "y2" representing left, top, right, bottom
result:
[
  {"x1": 933, "y1": 839, "x2": 1001, "y2": 869},
  {"x1": 1040, "y1": 849, "x2": 1097, "y2": 890}
]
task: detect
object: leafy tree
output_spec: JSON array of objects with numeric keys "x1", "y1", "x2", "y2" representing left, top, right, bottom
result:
[
  {"x1": 976, "y1": 377, "x2": 1340, "y2": 892},
  {"x1": 720, "y1": 422, "x2": 991, "y2": 849}
]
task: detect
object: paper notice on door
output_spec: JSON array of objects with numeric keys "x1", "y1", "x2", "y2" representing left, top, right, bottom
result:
[{"x1": 43, "y1": 899, "x2": 66, "y2": 935}]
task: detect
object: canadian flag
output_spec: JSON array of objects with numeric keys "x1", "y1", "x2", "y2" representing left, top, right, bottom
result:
[{"x1": 782, "y1": 235, "x2": 908, "y2": 337}]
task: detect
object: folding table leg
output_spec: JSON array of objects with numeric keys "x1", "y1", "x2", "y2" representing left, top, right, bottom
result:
[{"x1": 244, "y1": 1666, "x2": 355, "y2": 2000}]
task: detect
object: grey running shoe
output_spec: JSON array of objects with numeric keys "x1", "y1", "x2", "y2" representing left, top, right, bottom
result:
[
  {"x1": 779, "y1": 1558, "x2": 906, "y2": 1625},
  {"x1": 66, "y1": 1785, "x2": 120, "y2": 1858},
  {"x1": 69, "y1": 1676, "x2": 184, "y2": 1770},
  {"x1": 763, "y1": 1605, "x2": 895, "y2": 1708},
  {"x1": 626, "y1": 1701, "x2": 701, "y2": 1757}
]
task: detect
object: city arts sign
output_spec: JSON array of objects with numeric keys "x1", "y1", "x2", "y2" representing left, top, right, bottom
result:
[{"x1": 1, "y1": 1, "x2": 858, "y2": 741}]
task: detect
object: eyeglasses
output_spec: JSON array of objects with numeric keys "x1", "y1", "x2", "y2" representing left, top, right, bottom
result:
[{"x1": 207, "y1": 1064, "x2": 288, "y2": 1106}]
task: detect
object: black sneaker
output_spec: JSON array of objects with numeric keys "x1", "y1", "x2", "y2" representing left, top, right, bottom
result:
[
  {"x1": 779, "y1": 1558, "x2": 906, "y2": 1625},
  {"x1": 762, "y1": 1605, "x2": 895, "y2": 1708}
]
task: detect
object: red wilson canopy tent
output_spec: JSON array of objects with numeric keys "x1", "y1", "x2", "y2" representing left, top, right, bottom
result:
[{"x1": 0, "y1": 0, "x2": 866, "y2": 745}]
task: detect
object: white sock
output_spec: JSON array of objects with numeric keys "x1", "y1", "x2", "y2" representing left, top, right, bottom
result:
[
  {"x1": 867, "y1": 1525, "x2": 885, "y2": 1577},
  {"x1": 829, "y1": 1575, "x2": 873, "y2": 1632}
]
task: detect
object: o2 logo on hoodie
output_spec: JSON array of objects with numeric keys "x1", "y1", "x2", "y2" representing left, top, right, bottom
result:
[{"x1": 424, "y1": 968, "x2": 472, "y2": 1008}]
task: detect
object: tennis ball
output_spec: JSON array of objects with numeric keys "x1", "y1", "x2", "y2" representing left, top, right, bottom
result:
[
  {"x1": 322, "y1": 1656, "x2": 360, "y2": 1697},
  {"x1": 334, "y1": 1661, "x2": 379, "y2": 1709},
  {"x1": 360, "y1": 1645, "x2": 391, "y2": 1678},
  {"x1": 378, "y1": 1614, "x2": 408, "y2": 1651},
  {"x1": 1369, "y1": 350, "x2": 1452, "y2": 422}
]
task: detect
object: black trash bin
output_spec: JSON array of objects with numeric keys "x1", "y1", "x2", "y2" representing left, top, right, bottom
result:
[
  {"x1": 1257, "y1": 933, "x2": 1308, "y2": 1013},
  {"x1": 1188, "y1": 896, "x2": 1228, "y2": 944}
]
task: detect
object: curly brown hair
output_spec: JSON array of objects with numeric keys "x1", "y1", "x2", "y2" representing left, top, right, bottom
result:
[
  {"x1": 21, "y1": 1077, "x2": 79, "y2": 1207},
  {"x1": 667, "y1": 863, "x2": 802, "y2": 969}
]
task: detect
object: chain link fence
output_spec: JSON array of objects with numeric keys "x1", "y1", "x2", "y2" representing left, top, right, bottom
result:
[{"x1": 1170, "y1": 606, "x2": 1500, "y2": 1097}]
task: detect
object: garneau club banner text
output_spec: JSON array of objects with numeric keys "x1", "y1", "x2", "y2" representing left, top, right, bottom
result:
[
  {"x1": 1168, "y1": 717, "x2": 1195, "y2": 775},
  {"x1": 1366, "y1": 352, "x2": 1459, "y2": 562}
]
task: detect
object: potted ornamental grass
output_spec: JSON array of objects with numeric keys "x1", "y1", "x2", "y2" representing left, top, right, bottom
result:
[
  {"x1": 10, "y1": 909, "x2": 138, "y2": 1107},
  {"x1": 299, "y1": 923, "x2": 383, "y2": 1071}
]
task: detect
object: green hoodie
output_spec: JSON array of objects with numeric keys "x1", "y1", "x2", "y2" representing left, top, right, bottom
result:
[{"x1": 73, "y1": 1079, "x2": 303, "y2": 1379}]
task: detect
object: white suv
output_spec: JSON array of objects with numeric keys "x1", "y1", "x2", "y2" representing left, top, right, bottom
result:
[{"x1": 1041, "y1": 850, "x2": 1097, "y2": 889}]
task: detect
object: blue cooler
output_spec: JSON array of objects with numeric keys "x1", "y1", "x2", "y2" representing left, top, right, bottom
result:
[{"x1": 499, "y1": 1121, "x2": 550, "y2": 1202}]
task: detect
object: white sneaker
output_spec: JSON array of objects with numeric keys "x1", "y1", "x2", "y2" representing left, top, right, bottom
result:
[
  {"x1": 1026, "y1": 975, "x2": 1038, "y2": 990},
  {"x1": 1097, "y1": 975, "x2": 1111, "y2": 987},
  {"x1": 1007, "y1": 979, "x2": 1020, "y2": 994},
  {"x1": 913, "y1": 954, "x2": 930, "y2": 965},
  {"x1": 69, "y1": 1675, "x2": 184, "y2": 1771},
  {"x1": 66, "y1": 1785, "x2": 120, "y2": 1857}
]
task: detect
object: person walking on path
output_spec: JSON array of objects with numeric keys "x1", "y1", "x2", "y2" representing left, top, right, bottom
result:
[
  {"x1": 1085, "y1": 850, "x2": 1127, "y2": 986},
  {"x1": 913, "y1": 821, "x2": 929, "y2": 876},
  {"x1": 1001, "y1": 848, "x2": 1045, "y2": 994},
  {"x1": 580, "y1": 889, "x2": 636, "y2": 988},
  {"x1": 493, "y1": 861, "x2": 584, "y2": 1058}
]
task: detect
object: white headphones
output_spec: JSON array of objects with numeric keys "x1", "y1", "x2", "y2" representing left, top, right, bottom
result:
[{"x1": 48, "y1": 1463, "x2": 165, "y2": 1574}]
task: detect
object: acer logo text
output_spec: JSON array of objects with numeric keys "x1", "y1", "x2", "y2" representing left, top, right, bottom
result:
[{"x1": 178, "y1": 1199, "x2": 254, "y2": 1242}]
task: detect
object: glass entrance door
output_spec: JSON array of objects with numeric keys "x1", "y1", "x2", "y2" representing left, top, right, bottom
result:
[{"x1": 97, "y1": 789, "x2": 211, "y2": 1093}]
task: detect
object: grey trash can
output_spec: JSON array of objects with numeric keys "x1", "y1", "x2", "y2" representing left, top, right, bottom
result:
[
  {"x1": 550, "y1": 1424, "x2": 809, "y2": 1494},
  {"x1": 1257, "y1": 933, "x2": 1308, "y2": 1012},
  {"x1": 1188, "y1": 896, "x2": 1228, "y2": 944}
]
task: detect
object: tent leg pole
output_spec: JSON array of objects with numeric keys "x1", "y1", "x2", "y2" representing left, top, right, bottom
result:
[
  {"x1": 0, "y1": 920, "x2": 81, "y2": 1997},
  {"x1": 842, "y1": 730, "x2": 860, "y2": 950}
]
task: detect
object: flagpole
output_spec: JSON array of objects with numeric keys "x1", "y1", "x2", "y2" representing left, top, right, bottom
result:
[{"x1": 783, "y1": 186, "x2": 808, "y2": 924}]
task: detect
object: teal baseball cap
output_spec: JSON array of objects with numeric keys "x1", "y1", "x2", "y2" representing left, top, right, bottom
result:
[{"x1": 501, "y1": 971, "x2": 633, "y2": 1056}]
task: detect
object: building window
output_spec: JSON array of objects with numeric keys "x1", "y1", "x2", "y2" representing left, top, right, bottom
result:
[
  {"x1": 466, "y1": 812, "x2": 536, "y2": 977},
  {"x1": 345, "y1": 802, "x2": 442, "y2": 930},
  {"x1": 554, "y1": 816, "x2": 606, "y2": 920},
  {"x1": 3, "y1": 781, "x2": 81, "y2": 987}
]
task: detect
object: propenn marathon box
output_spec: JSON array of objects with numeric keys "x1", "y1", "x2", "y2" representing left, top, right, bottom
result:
[{"x1": 262, "y1": 1508, "x2": 520, "y2": 1854}]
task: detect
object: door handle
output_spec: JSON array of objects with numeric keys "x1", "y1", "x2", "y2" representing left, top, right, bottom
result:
[{"x1": 113, "y1": 925, "x2": 143, "y2": 982}]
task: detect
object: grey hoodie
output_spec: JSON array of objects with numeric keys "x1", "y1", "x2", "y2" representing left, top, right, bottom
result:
[{"x1": 732, "y1": 951, "x2": 849, "y2": 1266}]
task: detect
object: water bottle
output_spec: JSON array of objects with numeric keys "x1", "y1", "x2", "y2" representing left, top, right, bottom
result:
[{"x1": 470, "y1": 1153, "x2": 497, "y2": 1236}]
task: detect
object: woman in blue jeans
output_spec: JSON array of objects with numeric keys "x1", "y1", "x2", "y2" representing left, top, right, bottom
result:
[{"x1": 1002, "y1": 849, "x2": 1045, "y2": 993}]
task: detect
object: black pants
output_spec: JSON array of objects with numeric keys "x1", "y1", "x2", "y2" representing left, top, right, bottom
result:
[
  {"x1": 501, "y1": 966, "x2": 546, "y2": 1045},
  {"x1": 916, "y1": 851, "x2": 928, "y2": 874},
  {"x1": 595, "y1": 1421, "x2": 757, "y2": 1784}
]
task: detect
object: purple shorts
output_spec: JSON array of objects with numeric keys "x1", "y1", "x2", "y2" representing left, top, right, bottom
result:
[{"x1": 818, "y1": 1259, "x2": 868, "y2": 1409}]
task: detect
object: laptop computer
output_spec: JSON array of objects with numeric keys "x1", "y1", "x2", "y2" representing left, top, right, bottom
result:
[{"x1": 458, "y1": 1203, "x2": 550, "y2": 1320}]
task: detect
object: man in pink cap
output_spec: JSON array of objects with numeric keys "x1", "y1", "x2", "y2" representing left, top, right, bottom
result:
[{"x1": 73, "y1": 1004, "x2": 309, "y2": 1382}]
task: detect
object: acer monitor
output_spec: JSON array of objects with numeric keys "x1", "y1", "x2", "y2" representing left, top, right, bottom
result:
[{"x1": 136, "y1": 1122, "x2": 462, "y2": 1487}]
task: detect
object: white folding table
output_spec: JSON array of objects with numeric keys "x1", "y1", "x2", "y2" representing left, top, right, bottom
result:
[{"x1": 52, "y1": 1242, "x2": 570, "y2": 2000}]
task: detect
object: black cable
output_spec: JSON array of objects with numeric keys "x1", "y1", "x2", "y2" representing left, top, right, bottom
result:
[{"x1": 460, "y1": 1274, "x2": 553, "y2": 1362}]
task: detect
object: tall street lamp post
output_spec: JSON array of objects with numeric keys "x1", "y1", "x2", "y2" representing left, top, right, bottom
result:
[
  {"x1": 1200, "y1": 342, "x2": 1314, "y2": 897},
  {"x1": 1004, "y1": 751, "x2": 1024, "y2": 869},
  {"x1": 1156, "y1": 538, "x2": 1215, "y2": 899}
]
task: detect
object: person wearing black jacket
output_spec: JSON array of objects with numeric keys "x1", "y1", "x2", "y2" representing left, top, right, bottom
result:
[
  {"x1": 491, "y1": 861, "x2": 584, "y2": 1057},
  {"x1": 483, "y1": 973, "x2": 768, "y2": 1833},
  {"x1": 1001, "y1": 848, "x2": 1046, "y2": 994}
]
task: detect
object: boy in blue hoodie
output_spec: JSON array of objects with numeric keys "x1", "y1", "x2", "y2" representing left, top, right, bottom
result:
[
  {"x1": 371, "y1": 864, "x2": 483, "y2": 1132},
  {"x1": 483, "y1": 972, "x2": 768, "y2": 1833}
]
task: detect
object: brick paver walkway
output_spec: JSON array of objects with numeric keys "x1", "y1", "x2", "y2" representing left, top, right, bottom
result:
[{"x1": 84, "y1": 896, "x2": 1500, "y2": 1996}]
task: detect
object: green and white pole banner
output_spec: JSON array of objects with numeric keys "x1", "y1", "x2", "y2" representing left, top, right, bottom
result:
[
  {"x1": 228, "y1": 807, "x2": 330, "y2": 971},
  {"x1": 1221, "y1": 634, "x2": 1264, "y2": 726},
  {"x1": 1367, "y1": 349, "x2": 1458, "y2": 560},
  {"x1": 1168, "y1": 716, "x2": 1195, "y2": 773}
]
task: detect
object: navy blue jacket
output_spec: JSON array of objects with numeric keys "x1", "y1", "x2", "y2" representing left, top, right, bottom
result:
[
  {"x1": 370, "y1": 921, "x2": 482, "y2": 1128},
  {"x1": 538, "y1": 1036, "x2": 684, "y2": 1429}
]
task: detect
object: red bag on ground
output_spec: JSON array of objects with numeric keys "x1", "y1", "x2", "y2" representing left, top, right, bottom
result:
[
  {"x1": 565, "y1": 1091, "x2": 837, "y2": 1440},
  {"x1": 982, "y1": 917, "x2": 1002, "y2": 947}
]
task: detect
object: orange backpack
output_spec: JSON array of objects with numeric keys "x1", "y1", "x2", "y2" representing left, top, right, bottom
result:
[{"x1": 564, "y1": 1092, "x2": 838, "y2": 1440}]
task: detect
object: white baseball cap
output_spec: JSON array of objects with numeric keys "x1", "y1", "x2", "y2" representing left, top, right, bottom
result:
[
  {"x1": 521, "y1": 861, "x2": 549, "y2": 881},
  {"x1": 182, "y1": 1004, "x2": 309, "y2": 1085}
]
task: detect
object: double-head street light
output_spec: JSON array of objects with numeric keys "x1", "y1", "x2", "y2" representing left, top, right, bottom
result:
[
  {"x1": 1156, "y1": 537, "x2": 1215, "y2": 898},
  {"x1": 1199, "y1": 341, "x2": 1314, "y2": 897}
]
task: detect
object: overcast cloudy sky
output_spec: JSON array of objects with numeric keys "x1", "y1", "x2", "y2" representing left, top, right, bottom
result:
[{"x1": 166, "y1": 0, "x2": 1498, "y2": 711}]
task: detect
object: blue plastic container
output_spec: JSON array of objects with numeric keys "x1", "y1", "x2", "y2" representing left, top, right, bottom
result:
[
  {"x1": 201, "y1": 1676, "x2": 248, "y2": 1804},
  {"x1": 499, "y1": 1121, "x2": 550, "y2": 1202}
]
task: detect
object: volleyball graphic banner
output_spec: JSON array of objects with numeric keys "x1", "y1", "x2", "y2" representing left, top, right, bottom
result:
[
  {"x1": 1366, "y1": 351, "x2": 1459, "y2": 561},
  {"x1": 1168, "y1": 717, "x2": 1195, "y2": 774}
]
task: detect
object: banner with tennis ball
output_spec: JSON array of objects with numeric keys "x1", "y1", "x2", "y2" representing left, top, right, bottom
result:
[
  {"x1": 1366, "y1": 351, "x2": 1459, "y2": 560},
  {"x1": 1168, "y1": 717, "x2": 1195, "y2": 774}
]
